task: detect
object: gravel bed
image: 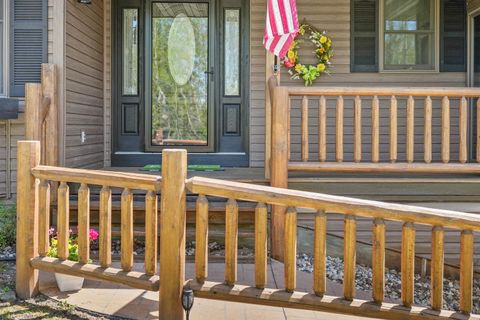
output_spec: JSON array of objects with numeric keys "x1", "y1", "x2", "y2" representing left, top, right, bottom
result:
[
  {"x1": 297, "y1": 253, "x2": 480, "y2": 313},
  {"x1": 0, "y1": 246, "x2": 16, "y2": 260}
]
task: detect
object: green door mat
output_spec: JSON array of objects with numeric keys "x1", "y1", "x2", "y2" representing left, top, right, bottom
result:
[{"x1": 141, "y1": 164, "x2": 224, "y2": 172}]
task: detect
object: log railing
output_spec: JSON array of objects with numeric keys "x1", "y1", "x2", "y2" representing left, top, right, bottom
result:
[
  {"x1": 17, "y1": 141, "x2": 480, "y2": 319},
  {"x1": 16, "y1": 141, "x2": 162, "y2": 300},
  {"x1": 185, "y1": 175, "x2": 480, "y2": 319},
  {"x1": 269, "y1": 80, "x2": 480, "y2": 175}
]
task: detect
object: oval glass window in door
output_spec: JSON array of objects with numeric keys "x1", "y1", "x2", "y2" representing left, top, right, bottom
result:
[{"x1": 168, "y1": 13, "x2": 196, "y2": 86}]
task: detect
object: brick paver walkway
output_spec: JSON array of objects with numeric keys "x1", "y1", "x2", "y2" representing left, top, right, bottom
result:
[{"x1": 39, "y1": 261, "x2": 380, "y2": 320}]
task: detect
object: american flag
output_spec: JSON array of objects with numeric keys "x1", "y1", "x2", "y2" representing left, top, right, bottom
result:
[{"x1": 263, "y1": 0, "x2": 299, "y2": 59}]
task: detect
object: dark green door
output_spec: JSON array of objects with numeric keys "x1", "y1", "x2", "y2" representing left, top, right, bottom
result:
[{"x1": 113, "y1": 0, "x2": 249, "y2": 166}]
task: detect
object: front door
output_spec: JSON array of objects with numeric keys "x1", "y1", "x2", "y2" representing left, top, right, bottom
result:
[{"x1": 113, "y1": 0, "x2": 249, "y2": 166}]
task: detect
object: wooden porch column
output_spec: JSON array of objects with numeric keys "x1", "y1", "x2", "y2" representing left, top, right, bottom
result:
[
  {"x1": 41, "y1": 64, "x2": 59, "y2": 167},
  {"x1": 16, "y1": 141, "x2": 40, "y2": 299},
  {"x1": 271, "y1": 87, "x2": 289, "y2": 261},
  {"x1": 159, "y1": 150, "x2": 187, "y2": 320}
]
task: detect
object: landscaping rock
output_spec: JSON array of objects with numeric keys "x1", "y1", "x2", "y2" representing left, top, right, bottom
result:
[
  {"x1": 296, "y1": 253, "x2": 480, "y2": 314},
  {"x1": 0, "y1": 290, "x2": 16, "y2": 302}
]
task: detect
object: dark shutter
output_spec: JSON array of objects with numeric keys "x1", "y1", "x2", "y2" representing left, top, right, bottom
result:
[
  {"x1": 440, "y1": 0, "x2": 467, "y2": 72},
  {"x1": 9, "y1": 0, "x2": 47, "y2": 97},
  {"x1": 351, "y1": 0, "x2": 378, "y2": 72}
]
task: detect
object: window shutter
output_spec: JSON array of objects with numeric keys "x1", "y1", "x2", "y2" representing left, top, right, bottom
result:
[
  {"x1": 351, "y1": 0, "x2": 378, "y2": 72},
  {"x1": 9, "y1": 0, "x2": 47, "y2": 97},
  {"x1": 440, "y1": 0, "x2": 467, "y2": 72}
]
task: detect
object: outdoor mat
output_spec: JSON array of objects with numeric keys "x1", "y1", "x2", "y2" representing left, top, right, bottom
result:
[{"x1": 141, "y1": 164, "x2": 224, "y2": 172}]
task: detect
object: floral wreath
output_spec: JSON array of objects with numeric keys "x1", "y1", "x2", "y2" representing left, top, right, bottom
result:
[{"x1": 282, "y1": 23, "x2": 333, "y2": 86}]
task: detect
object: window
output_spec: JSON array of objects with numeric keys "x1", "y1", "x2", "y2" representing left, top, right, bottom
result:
[
  {"x1": 0, "y1": 0, "x2": 5, "y2": 95},
  {"x1": 381, "y1": 0, "x2": 437, "y2": 71}
]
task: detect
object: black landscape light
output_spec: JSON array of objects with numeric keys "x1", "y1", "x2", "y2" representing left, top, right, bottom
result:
[
  {"x1": 182, "y1": 287, "x2": 195, "y2": 320},
  {"x1": 77, "y1": 0, "x2": 92, "y2": 4}
]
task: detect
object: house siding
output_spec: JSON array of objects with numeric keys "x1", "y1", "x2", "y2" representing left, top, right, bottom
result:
[
  {"x1": 65, "y1": 0, "x2": 105, "y2": 169},
  {"x1": 249, "y1": 0, "x2": 467, "y2": 168}
]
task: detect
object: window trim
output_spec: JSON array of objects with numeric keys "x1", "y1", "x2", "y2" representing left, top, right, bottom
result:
[
  {"x1": 378, "y1": 0, "x2": 440, "y2": 73},
  {"x1": 0, "y1": 0, "x2": 8, "y2": 97}
]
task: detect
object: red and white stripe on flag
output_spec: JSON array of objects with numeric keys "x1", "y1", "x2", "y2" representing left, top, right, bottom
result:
[{"x1": 263, "y1": 0, "x2": 299, "y2": 59}]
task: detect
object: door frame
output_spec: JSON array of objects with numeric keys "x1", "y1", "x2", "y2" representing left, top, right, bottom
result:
[{"x1": 467, "y1": 6, "x2": 480, "y2": 87}]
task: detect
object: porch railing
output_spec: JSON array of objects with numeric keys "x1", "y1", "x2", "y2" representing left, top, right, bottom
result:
[
  {"x1": 269, "y1": 78, "x2": 480, "y2": 175},
  {"x1": 17, "y1": 140, "x2": 480, "y2": 320}
]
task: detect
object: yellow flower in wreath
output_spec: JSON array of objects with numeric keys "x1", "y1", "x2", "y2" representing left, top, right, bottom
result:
[
  {"x1": 318, "y1": 47, "x2": 325, "y2": 54},
  {"x1": 295, "y1": 64, "x2": 304, "y2": 73},
  {"x1": 320, "y1": 35, "x2": 328, "y2": 44},
  {"x1": 287, "y1": 50, "x2": 295, "y2": 60},
  {"x1": 317, "y1": 63, "x2": 326, "y2": 72}
]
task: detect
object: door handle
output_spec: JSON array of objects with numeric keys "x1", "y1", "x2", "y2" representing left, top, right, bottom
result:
[{"x1": 204, "y1": 68, "x2": 214, "y2": 81}]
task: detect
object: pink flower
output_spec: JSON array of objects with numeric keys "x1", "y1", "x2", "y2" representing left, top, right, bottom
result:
[
  {"x1": 48, "y1": 227, "x2": 56, "y2": 236},
  {"x1": 284, "y1": 59, "x2": 295, "y2": 68},
  {"x1": 89, "y1": 228, "x2": 99, "y2": 241}
]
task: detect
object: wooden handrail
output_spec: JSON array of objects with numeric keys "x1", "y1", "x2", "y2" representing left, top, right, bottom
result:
[
  {"x1": 31, "y1": 165, "x2": 162, "y2": 191},
  {"x1": 287, "y1": 86, "x2": 480, "y2": 97},
  {"x1": 186, "y1": 176, "x2": 480, "y2": 231}
]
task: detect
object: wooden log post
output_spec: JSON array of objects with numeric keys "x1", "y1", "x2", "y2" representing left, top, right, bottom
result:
[
  {"x1": 38, "y1": 180, "x2": 50, "y2": 257},
  {"x1": 225, "y1": 199, "x2": 239, "y2": 286},
  {"x1": 25, "y1": 84, "x2": 43, "y2": 142},
  {"x1": 270, "y1": 87, "x2": 289, "y2": 261},
  {"x1": 145, "y1": 191, "x2": 158, "y2": 276},
  {"x1": 354, "y1": 96, "x2": 362, "y2": 163},
  {"x1": 344, "y1": 215, "x2": 356, "y2": 301},
  {"x1": 319, "y1": 96, "x2": 327, "y2": 162},
  {"x1": 460, "y1": 230, "x2": 473, "y2": 314},
  {"x1": 16, "y1": 141, "x2": 41, "y2": 299},
  {"x1": 424, "y1": 97, "x2": 432, "y2": 164},
  {"x1": 41, "y1": 64, "x2": 59, "y2": 167},
  {"x1": 284, "y1": 207, "x2": 297, "y2": 293},
  {"x1": 372, "y1": 218, "x2": 385, "y2": 304},
  {"x1": 401, "y1": 222, "x2": 415, "y2": 308},
  {"x1": 159, "y1": 150, "x2": 187, "y2": 320},
  {"x1": 78, "y1": 183, "x2": 90, "y2": 264},
  {"x1": 390, "y1": 96, "x2": 398, "y2": 163},
  {"x1": 121, "y1": 188, "x2": 134, "y2": 272},
  {"x1": 371, "y1": 96, "x2": 380, "y2": 163},
  {"x1": 430, "y1": 226, "x2": 444, "y2": 310}
]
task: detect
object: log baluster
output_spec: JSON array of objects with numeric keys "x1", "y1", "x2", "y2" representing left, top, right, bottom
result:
[
  {"x1": 401, "y1": 222, "x2": 415, "y2": 308},
  {"x1": 336, "y1": 96, "x2": 344, "y2": 162},
  {"x1": 57, "y1": 182, "x2": 69, "y2": 261},
  {"x1": 431, "y1": 226, "x2": 444, "y2": 310},
  {"x1": 390, "y1": 96, "x2": 398, "y2": 163},
  {"x1": 459, "y1": 97, "x2": 468, "y2": 164},
  {"x1": 38, "y1": 180, "x2": 50, "y2": 257},
  {"x1": 225, "y1": 199, "x2": 239, "y2": 286},
  {"x1": 285, "y1": 207, "x2": 297, "y2": 293},
  {"x1": 196, "y1": 195, "x2": 209, "y2": 282},
  {"x1": 406, "y1": 96, "x2": 415, "y2": 163},
  {"x1": 441, "y1": 97, "x2": 450, "y2": 164},
  {"x1": 313, "y1": 211, "x2": 327, "y2": 296},
  {"x1": 301, "y1": 96, "x2": 309, "y2": 162},
  {"x1": 372, "y1": 218, "x2": 385, "y2": 304},
  {"x1": 145, "y1": 191, "x2": 158, "y2": 275},
  {"x1": 99, "y1": 186, "x2": 112, "y2": 268},
  {"x1": 371, "y1": 96, "x2": 380, "y2": 163},
  {"x1": 319, "y1": 96, "x2": 327, "y2": 162},
  {"x1": 288, "y1": 98, "x2": 291, "y2": 161},
  {"x1": 78, "y1": 183, "x2": 90, "y2": 264},
  {"x1": 354, "y1": 96, "x2": 362, "y2": 163},
  {"x1": 344, "y1": 215, "x2": 356, "y2": 301},
  {"x1": 255, "y1": 202, "x2": 268, "y2": 289},
  {"x1": 460, "y1": 230, "x2": 473, "y2": 314},
  {"x1": 477, "y1": 99, "x2": 480, "y2": 163},
  {"x1": 424, "y1": 96, "x2": 432, "y2": 164},
  {"x1": 121, "y1": 188, "x2": 134, "y2": 272}
]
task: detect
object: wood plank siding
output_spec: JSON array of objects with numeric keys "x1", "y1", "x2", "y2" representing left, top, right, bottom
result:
[
  {"x1": 65, "y1": 0, "x2": 105, "y2": 169},
  {"x1": 249, "y1": 0, "x2": 468, "y2": 167}
]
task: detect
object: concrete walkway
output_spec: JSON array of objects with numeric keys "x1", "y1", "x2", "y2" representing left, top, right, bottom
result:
[{"x1": 39, "y1": 261, "x2": 380, "y2": 320}]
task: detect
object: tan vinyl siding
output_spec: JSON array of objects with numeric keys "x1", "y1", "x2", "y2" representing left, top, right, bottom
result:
[
  {"x1": 65, "y1": 0, "x2": 104, "y2": 168},
  {"x1": 249, "y1": 0, "x2": 468, "y2": 167}
]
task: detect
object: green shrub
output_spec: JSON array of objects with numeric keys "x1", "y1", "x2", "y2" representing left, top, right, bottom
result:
[{"x1": 0, "y1": 204, "x2": 16, "y2": 250}]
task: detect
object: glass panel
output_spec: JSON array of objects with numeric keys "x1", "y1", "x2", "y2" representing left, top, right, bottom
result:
[
  {"x1": 123, "y1": 9, "x2": 139, "y2": 96},
  {"x1": 383, "y1": 0, "x2": 435, "y2": 70},
  {"x1": 224, "y1": 9, "x2": 240, "y2": 96},
  {"x1": 151, "y1": 2, "x2": 209, "y2": 147}
]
